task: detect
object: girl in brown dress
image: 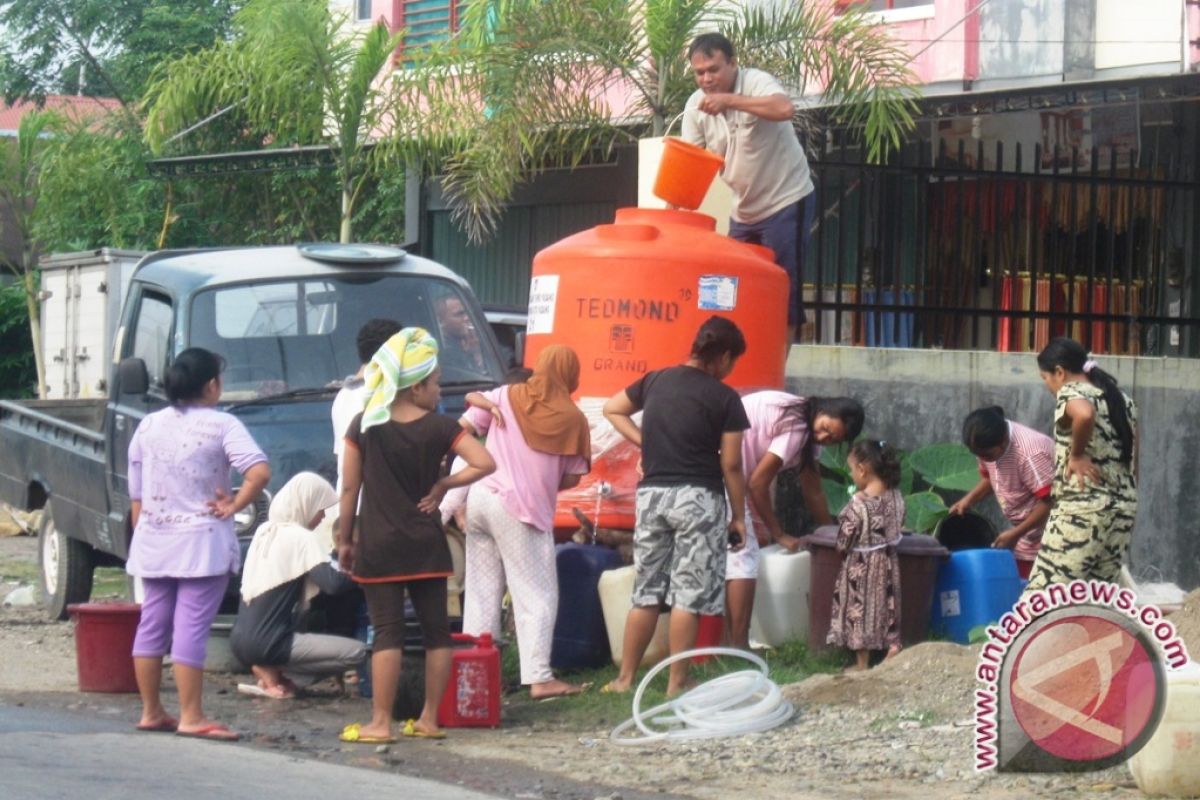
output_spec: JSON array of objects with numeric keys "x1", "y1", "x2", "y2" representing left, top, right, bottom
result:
[{"x1": 828, "y1": 440, "x2": 905, "y2": 671}]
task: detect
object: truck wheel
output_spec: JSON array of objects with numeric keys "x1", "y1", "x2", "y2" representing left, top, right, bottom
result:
[{"x1": 38, "y1": 501, "x2": 95, "y2": 621}]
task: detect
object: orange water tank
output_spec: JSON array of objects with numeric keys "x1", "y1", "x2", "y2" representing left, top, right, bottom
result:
[
  {"x1": 527, "y1": 207, "x2": 789, "y2": 536},
  {"x1": 525, "y1": 207, "x2": 788, "y2": 398}
]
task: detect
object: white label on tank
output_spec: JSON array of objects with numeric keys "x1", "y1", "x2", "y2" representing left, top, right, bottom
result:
[
  {"x1": 527, "y1": 275, "x2": 559, "y2": 334},
  {"x1": 698, "y1": 275, "x2": 738, "y2": 311},
  {"x1": 940, "y1": 589, "x2": 961, "y2": 618}
]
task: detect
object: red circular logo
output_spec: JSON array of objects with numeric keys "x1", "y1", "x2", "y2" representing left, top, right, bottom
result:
[{"x1": 1009, "y1": 614, "x2": 1159, "y2": 762}]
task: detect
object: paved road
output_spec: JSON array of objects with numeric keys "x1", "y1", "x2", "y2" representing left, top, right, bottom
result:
[{"x1": 0, "y1": 703, "x2": 499, "y2": 800}]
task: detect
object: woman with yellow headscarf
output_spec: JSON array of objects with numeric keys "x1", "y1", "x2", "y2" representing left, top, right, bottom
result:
[
  {"x1": 459, "y1": 345, "x2": 592, "y2": 700},
  {"x1": 335, "y1": 328, "x2": 495, "y2": 743}
]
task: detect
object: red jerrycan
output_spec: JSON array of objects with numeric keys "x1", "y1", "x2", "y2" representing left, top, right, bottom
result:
[{"x1": 437, "y1": 633, "x2": 502, "y2": 728}]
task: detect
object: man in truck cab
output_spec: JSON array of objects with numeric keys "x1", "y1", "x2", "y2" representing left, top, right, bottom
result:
[{"x1": 436, "y1": 294, "x2": 487, "y2": 374}]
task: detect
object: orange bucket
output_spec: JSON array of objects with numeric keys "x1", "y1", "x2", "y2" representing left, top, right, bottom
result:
[{"x1": 653, "y1": 137, "x2": 724, "y2": 209}]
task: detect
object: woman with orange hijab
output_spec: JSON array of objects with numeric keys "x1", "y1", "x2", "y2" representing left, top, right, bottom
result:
[{"x1": 460, "y1": 345, "x2": 592, "y2": 699}]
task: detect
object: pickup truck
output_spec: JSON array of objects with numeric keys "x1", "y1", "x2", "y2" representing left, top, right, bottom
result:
[{"x1": 0, "y1": 243, "x2": 511, "y2": 619}]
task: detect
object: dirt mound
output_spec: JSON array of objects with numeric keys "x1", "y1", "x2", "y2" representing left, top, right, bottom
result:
[
  {"x1": 783, "y1": 642, "x2": 980, "y2": 722},
  {"x1": 1168, "y1": 588, "x2": 1200, "y2": 660}
]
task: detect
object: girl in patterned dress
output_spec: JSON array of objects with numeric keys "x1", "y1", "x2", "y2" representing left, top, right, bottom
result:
[
  {"x1": 828, "y1": 440, "x2": 905, "y2": 671},
  {"x1": 1028, "y1": 338, "x2": 1138, "y2": 591}
]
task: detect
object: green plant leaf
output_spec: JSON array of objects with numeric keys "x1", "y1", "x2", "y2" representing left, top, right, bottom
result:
[
  {"x1": 967, "y1": 625, "x2": 990, "y2": 645},
  {"x1": 822, "y1": 478, "x2": 850, "y2": 518},
  {"x1": 908, "y1": 443, "x2": 980, "y2": 492},
  {"x1": 819, "y1": 441, "x2": 851, "y2": 481},
  {"x1": 898, "y1": 449, "x2": 914, "y2": 496},
  {"x1": 904, "y1": 490, "x2": 948, "y2": 534}
]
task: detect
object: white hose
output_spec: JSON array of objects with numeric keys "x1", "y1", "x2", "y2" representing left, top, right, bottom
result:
[{"x1": 609, "y1": 647, "x2": 795, "y2": 746}]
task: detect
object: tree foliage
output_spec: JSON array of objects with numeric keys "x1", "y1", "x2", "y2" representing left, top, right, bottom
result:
[
  {"x1": 389, "y1": 0, "x2": 919, "y2": 242},
  {"x1": 32, "y1": 113, "x2": 163, "y2": 252},
  {"x1": 0, "y1": 281, "x2": 36, "y2": 399},
  {"x1": 0, "y1": 112, "x2": 54, "y2": 396},
  {"x1": 143, "y1": 0, "x2": 400, "y2": 242},
  {"x1": 0, "y1": 0, "x2": 240, "y2": 105}
]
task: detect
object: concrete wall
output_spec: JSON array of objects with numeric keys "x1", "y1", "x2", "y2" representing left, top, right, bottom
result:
[{"x1": 784, "y1": 345, "x2": 1200, "y2": 590}]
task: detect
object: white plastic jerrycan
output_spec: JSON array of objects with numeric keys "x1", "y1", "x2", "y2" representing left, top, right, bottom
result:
[
  {"x1": 1128, "y1": 660, "x2": 1200, "y2": 797},
  {"x1": 748, "y1": 544, "x2": 812, "y2": 648},
  {"x1": 598, "y1": 565, "x2": 671, "y2": 668}
]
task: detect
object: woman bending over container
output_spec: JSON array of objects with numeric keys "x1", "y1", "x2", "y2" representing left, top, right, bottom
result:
[
  {"x1": 1027, "y1": 338, "x2": 1138, "y2": 592},
  {"x1": 951, "y1": 407, "x2": 1055, "y2": 579},
  {"x1": 459, "y1": 345, "x2": 591, "y2": 700},
  {"x1": 725, "y1": 392, "x2": 863, "y2": 649},
  {"x1": 602, "y1": 316, "x2": 750, "y2": 696},
  {"x1": 828, "y1": 440, "x2": 904, "y2": 671},
  {"x1": 231, "y1": 472, "x2": 366, "y2": 699},
  {"x1": 336, "y1": 329, "x2": 494, "y2": 744},
  {"x1": 126, "y1": 348, "x2": 271, "y2": 741}
]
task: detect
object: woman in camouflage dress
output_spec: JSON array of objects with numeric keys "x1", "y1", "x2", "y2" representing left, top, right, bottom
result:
[{"x1": 1027, "y1": 338, "x2": 1138, "y2": 591}]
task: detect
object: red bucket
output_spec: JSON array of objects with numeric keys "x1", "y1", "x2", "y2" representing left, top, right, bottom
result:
[
  {"x1": 67, "y1": 602, "x2": 141, "y2": 693},
  {"x1": 652, "y1": 137, "x2": 724, "y2": 210},
  {"x1": 692, "y1": 613, "x2": 725, "y2": 664}
]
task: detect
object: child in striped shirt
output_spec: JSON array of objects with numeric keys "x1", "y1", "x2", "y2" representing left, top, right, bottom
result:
[{"x1": 950, "y1": 406, "x2": 1055, "y2": 578}]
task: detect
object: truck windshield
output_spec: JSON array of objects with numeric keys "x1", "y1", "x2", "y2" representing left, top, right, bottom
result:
[{"x1": 190, "y1": 274, "x2": 501, "y2": 401}]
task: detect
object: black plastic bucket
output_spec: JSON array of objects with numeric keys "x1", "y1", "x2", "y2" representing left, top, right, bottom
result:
[{"x1": 935, "y1": 512, "x2": 997, "y2": 551}]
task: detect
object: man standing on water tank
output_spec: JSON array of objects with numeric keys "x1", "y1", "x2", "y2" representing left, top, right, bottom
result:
[{"x1": 682, "y1": 32, "x2": 814, "y2": 344}]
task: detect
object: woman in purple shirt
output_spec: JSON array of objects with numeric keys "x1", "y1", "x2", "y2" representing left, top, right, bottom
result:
[{"x1": 127, "y1": 348, "x2": 271, "y2": 741}]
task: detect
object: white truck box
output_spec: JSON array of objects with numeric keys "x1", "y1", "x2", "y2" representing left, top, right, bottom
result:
[{"x1": 39, "y1": 248, "x2": 143, "y2": 399}]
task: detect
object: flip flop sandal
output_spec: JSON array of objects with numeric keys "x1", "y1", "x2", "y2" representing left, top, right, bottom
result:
[
  {"x1": 534, "y1": 682, "x2": 593, "y2": 701},
  {"x1": 135, "y1": 716, "x2": 178, "y2": 733},
  {"x1": 176, "y1": 723, "x2": 240, "y2": 742},
  {"x1": 400, "y1": 719, "x2": 446, "y2": 739},
  {"x1": 339, "y1": 723, "x2": 397, "y2": 744},
  {"x1": 237, "y1": 682, "x2": 295, "y2": 700},
  {"x1": 599, "y1": 683, "x2": 627, "y2": 695}
]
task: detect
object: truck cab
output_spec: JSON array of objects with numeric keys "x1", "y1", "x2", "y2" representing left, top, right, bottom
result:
[{"x1": 0, "y1": 243, "x2": 508, "y2": 618}]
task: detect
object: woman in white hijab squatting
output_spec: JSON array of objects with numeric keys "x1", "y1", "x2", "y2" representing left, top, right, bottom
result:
[{"x1": 230, "y1": 472, "x2": 366, "y2": 698}]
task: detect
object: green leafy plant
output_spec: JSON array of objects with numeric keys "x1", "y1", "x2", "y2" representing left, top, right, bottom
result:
[
  {"x1": 967, "y1": 625, "x2": 990, "y2": 645},
  {"x1": 904, "y1": 490, "x2": 949, "y2": 534},
  {"x1": 907, "y1": 443, "x2": 980, "y2": 493},
  {"x1": 0, "y1": 282, "x2": 36, "y2": 399},
  {"x1": 818, "y1": 440, "x2": 975, "y2": 535}
]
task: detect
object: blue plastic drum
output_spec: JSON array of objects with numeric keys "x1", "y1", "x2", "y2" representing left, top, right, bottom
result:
[
  {"x1": 550, "y1": 543, "x2": 623, "y2": 670},
  {"x1": 930, "y1": 549, "x2": 1023, "y2": 643}
]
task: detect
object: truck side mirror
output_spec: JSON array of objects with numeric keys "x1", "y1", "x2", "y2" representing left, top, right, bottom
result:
[
  {"x1": 513, "y1": 331, "x2": 526, "y2": 369},
  {"x1": 117, "y1": 357, "x2": 149, "y2": 396}
]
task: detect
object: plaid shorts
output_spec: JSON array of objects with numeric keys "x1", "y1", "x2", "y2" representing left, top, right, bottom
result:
[{"x1": 631, "y1": 485, "x2": 727, "y2": 615}]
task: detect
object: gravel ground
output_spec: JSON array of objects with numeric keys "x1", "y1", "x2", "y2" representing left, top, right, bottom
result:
[{"x1": 0, "y1": 534, "x2": 1182, "y2": 799}]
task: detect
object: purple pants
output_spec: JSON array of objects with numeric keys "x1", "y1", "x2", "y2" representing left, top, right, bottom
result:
[{"x1": 132, "y1": 575, "x2": 229, "y2": 669}]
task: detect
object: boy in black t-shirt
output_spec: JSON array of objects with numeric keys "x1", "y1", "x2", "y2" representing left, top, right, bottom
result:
[{"x1": 602, "y1": 317, "x2": 750, "y2": 696}]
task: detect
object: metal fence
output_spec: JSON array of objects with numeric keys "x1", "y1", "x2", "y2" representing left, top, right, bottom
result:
[{"x1": 799, "y1": 113, "x2": 1199, "y2": 358}]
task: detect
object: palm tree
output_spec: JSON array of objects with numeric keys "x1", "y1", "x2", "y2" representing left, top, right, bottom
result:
[
  {"x1": 142, "y1": 0, "x2": 400, "y2": 243},
  {"x1": 0, "y1": 112, "x2": 53, "y2": 397},
  {"x1": 387, "y1": 0, "x2": 919, "y2": 242}
]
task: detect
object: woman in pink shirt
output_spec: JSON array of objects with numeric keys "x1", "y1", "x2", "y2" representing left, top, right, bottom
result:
[
  {"x1": 460, "y1": 345, "x2": 591, "y2": 699},
  {"x1": 950, "y1": 406, "x2": 1054, "y2": 578},
  {"x1": 126, "y1": 348, "x2": 271, "y2": 741},
  {"x1": 727, "y1": 392, "x2": 863, "y2": 648}
]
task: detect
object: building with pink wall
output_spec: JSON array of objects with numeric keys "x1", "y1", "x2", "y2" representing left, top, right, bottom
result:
[{"x1": 857, "y1": 0, "x2": 1197, "y2": 93}]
